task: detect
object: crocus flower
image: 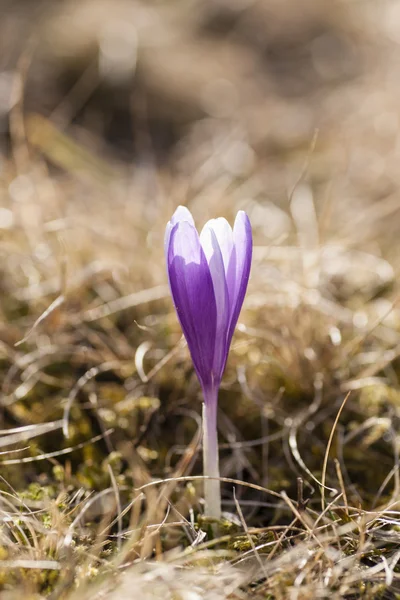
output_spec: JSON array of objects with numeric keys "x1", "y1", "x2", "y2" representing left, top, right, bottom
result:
[{"x1": 165, "y1": 206, "x2": 252, "y2": 519}]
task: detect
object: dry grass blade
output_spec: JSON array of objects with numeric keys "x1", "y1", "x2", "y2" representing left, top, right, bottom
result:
[
  {"x1": 0, "y1": 429, "x2": 114, "y2": 464},
  {"x1": 15, "y1": 295, "x2": 65, "y2": 347},
  {"x1": 233, "y1": 487, "x2": 268, "y2": 579},
  {"x1": 321, "y1": 392, "x2": 351, "y2": 512},
  {"x1": 83, "y1": 285, "x2": 169, "y2": 322},
  {"x1": 0, "y1": 420, "x2": 63, "y2": 448}
]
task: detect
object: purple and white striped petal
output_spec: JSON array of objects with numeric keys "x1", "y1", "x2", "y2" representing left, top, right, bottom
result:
[
  {"x1": 167, "y1": 220, "x2": 217, "y2": 389},
  {"x1": 200, "y1": 224, "x2": 230, "y2": 382},
  {"x1": 203, "y1": 217, "x2": 237, "y2": 313},
  {"x1": 226, "y1": 211, "x2": 252, "y2": 346}
]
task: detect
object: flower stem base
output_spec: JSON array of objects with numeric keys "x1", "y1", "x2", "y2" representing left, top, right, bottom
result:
[{"x1": 202, "y1": 394, "x2": 221, "y2": 520}]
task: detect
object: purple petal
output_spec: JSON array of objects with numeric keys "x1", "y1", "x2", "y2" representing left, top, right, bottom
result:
[
  {"x1": 167, "y1": 220, "x2": 217, "y2": 388},
  {"x1": 226, "y1": 211, "x2": 252, "y2": 346},
  {"x1": 200, "y1": 224, "x2": 230, "y2": 380}
]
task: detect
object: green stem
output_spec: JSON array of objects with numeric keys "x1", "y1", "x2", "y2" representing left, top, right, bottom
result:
[{"x1": 202, "y1": 389, "x2": 221, "y2": 520}]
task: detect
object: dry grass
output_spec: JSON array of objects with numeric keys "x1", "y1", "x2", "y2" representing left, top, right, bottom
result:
[{"x1": 1, "y1": 0, "x2": 400, "y2": 598}]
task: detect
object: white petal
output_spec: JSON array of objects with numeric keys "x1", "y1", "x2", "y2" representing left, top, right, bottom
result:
[
  {"x1": 202, "y1": 217, "x2": 233, "y2": 274},
  {"x1": 170, "y1": 205, "x2": 195, "y2": 227},
  {"x1": 200, "y1": 225, "x2": 227, "y2": 317},
  {"x1": 164, "y1": 221, "x2": 173, "y2": 261}
]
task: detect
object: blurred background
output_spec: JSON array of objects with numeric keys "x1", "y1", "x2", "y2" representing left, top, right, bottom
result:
[
  {"x1": 1, "y1": 0, "x2": 399, "y2": 237},
  {"x1": 1, "y1": 0, "x2": 399, "y2": 217}
]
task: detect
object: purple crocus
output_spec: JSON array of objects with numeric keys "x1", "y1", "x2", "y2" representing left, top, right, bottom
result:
[{"x1": 165, "y1": 206, "x2": 252, "y2": 519}]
